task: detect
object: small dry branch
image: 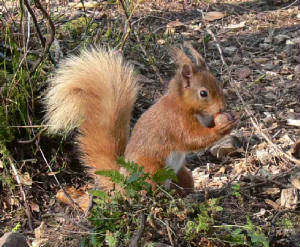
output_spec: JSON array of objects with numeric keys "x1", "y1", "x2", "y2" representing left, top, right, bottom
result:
[
  {"x1": 201, "y1": 14, "x2": 300, "y2": 167},
  {"x1": 23, "y1": 0, "x2": 56, "y2": 75}
]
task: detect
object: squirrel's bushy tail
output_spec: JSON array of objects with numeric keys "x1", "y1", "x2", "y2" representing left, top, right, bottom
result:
[{"x1": 44, "y1": 47, "x2": 138, "y2": 187}]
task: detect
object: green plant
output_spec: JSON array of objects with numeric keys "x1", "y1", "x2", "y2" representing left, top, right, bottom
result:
[
  {"x1": 231, "y1": 184, "x2": 241, "y2": 198},
  {"x1": 185, "y1": 198, "x2": 223, "y2": 240},
  {"x1": 12, "y1": 222, "x2": 21, "y2": 232},
  {"x1": 276, "y1": 217, "x2": 294, "y2": 229},
  {"x1": 96, "y1": 157, "x2": 152, "y2": 197},
  {"x1": 222, "y1": 217, "x2": 269, "y2": 247},
  {"x1": 84, "y1": 157, "x2": 177, "y2": 247}
]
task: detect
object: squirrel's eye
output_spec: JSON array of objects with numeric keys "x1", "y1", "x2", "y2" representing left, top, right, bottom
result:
[{"x1": 200, "y1": 90, "x2": 208, "y2": 98}]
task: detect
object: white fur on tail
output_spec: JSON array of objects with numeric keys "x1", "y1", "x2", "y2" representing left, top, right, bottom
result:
[{"x1": 44, "y1": 47, "x2": 137, "y2": 134}]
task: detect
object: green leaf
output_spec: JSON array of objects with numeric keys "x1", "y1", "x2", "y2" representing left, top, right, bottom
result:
[
  {"x1": 248, "y1": 230, "x2": 269, "y2": 247},
  {"x1": 95, "y1": 170, "x2": 126, "y2": 184},
  {"x1": 127, "y1": 172, "x2": 143, "y2": 184},
  {"x1": 89, "y1": 190, "x2": 108, "y2": 199},
  {"x1": 152, "y1": 168, "x2": 177, "y2": 184}
]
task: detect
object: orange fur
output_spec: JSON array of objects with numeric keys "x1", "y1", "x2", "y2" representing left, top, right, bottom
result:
[
  {"x1": 44, "y1": 47, "x2": 137, "y2": 190},
  {"x1": 45, "y1": 44, "x2": 237, "y2": 195},
  {"x1": 125, "y1": 44, "x2": 234, "y2": 192}
]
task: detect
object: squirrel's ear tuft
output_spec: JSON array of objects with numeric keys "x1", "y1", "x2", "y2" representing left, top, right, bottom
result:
[
  {"x1": 182, "y1": 42, "x2": 208, "y2": 72},
  {"x1": 170, "y1": 47, "x2": 189, "y2": 66},
  {"x1": 171, "y1": 43, "x2": 208, "y2": 72}
]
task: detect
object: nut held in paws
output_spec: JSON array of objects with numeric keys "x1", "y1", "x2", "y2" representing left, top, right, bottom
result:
[{"x1": 214, "y1": 112, "x2": 232, "y2": 126}]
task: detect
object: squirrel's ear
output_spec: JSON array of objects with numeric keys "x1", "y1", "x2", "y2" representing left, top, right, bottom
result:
[{"x1": 181, "y1": 64, "x2": 192, "y2": 88}]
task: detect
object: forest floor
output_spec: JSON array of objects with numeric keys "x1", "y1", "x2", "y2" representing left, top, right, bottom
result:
[{"x1": 0, "y1": 0, "x2": 300, "y2": 246}]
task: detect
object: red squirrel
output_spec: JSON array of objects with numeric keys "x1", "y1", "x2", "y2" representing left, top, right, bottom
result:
[{"x1": 44, "y1": 43, "x2": 238, "y2": 196}]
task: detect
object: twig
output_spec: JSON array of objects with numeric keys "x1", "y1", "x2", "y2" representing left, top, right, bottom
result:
[
  {"x1": 202, "y1": 15, "x2": 300, "y2": 167},
  {"x1": 166, "y1": 223, "x2": 174, "y2": 246},
  {"x1": 118, "y1": 0, "x2": 139, "y2": 51},
  {"x1": 8, "y1": 155, "x2": 33, "y2": 230},
  {"x1": 7, "y1": 50, "x2": 30, "y2": 97},
  {"x1": 198, "y1": 10, "x2": 227, "y2": 67},
  {"x1": 279, "y1": 0, "x2": 299, "y2": 10},
  {"x1": 242, "y1": 166, "x2": 298, "y2": 190},
  {"x1": 23, "y1": 0, "x2": 45, "y2": 47},
  {"x1": 119, "y1": 0, "x2": 130, "y2": 20},
  {"x1": 8, "y1": 124, "x2": 47, "y2": 128},
  {"x1": 129, "y1": 213, "x2": 146, "y2": 247},
  {"x1": 206, "y1": 28, "x2": 227, "y2": 67},
  {"x1": 38, "y1": 147, "x2": 82, "y2": 211},
  {"x1": 29, "y1": 0, "x2": 55, "y2": 75},
  {"x1": 23, "y1": 0, "x2": 56, "y2": 75},
  {"x1": 26, "y1": 9, "x2": 31, "y2": 50},
  {"x1": 156, "y1": 218, "x2": 176, "y2": 246},
  {"x1": 42, "y1": 213, "x2": 91, "y2": 231},
  {"x1": 18, "y1": 127, "x2": 47, "y2": 144},
  {"x1": 118, "y1": 0, "x2": 130, "y2": 51},
  {"x1": 239, "y1": 95, "x2": 300, "y2": 166},
  {"x1": 133, "y1": 29, "x2": 164, "y2": 85}
]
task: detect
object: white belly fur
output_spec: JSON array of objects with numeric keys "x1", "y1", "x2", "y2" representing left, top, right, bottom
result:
[
  {"x1": 165, "y1": 151, "x2": 186, "y2": 174},
  {"x1": 164, "y1": 151, "x2": 186, "y2": 189}
]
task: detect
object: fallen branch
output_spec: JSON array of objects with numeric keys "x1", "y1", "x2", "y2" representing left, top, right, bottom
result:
[
  {"x1": 24, "y1": 0, "x2": 56, "y2": 75},
  {"x1": 23, "y1": 0, "x2": 45, "y2": 47},
  {"x1": 38, "y1": 147, "x2": 82, "y2": 211},
  {"x1": 129, "y1": 213, "x2": 146, "y2": 247},
  {"x1": 206, "y1": 28, "x2": 227, "y2": 67},
  {"x1": 133, "y1": 29, "x2": 164, "y2": 85},
  {"x1": 118, "y1": 0, "x2": 140, "y2": 51},
  {"x1": 18, "y1": 127, "x2": 47, "y2": 144},
  {"x1": 201, "y1": 14, "x2": 300, "y2": 167},
  {"x1": 8, "y1": 155, "x2": 33, "y2": 230}
]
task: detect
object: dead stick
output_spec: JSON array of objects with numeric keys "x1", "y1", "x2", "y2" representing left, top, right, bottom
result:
[
  {"x1": 38, "y1": 147, "x2": 82, "y2": 211},
  {"x1": 206, "y1": 28, "x2": 227, "y2": 67},
  {"x1": 8, "y1": 155, "x2": 33, "y2": 230},
  {"x1": 29, "y1": 0, "x2": 56, "y2": 75},
  {"x1": 23, "y1": 0, "x2": 45, "y2": 47},
  {"x1": 133, "y1": 29, "x2": 164, "y2": 85},
  {"x1": 203, "y1": 16, "x2": 300, "y2": 167},
  {"x1": 129, "y1": 213, "x2": 146, "y2": 247},
  {"x1": 18, "y1": 127, "x2": 47, "y2": 144}
]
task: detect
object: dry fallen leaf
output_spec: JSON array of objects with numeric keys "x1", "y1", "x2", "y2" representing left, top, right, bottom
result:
[
  {"x1": 32, "y1": 221, "x2": 48, "y2": 247},
  {"x1": 216, "y1": 166, "x2": 226, "y2": 175},
  {"x1": 204, "y1": 12, "x2": 224, "y2": 22},
  {"x1": 69, "y1": 1, "x2": 99, "y2": 8},
  {"x1": 225, "y1": 21, "x2": 246, "y2": 29},
  {"x1": 166, "y1": 20, "x2": 184, "y2": 28},
  {"x1": 262, "y1": 187, "x2": 280, "y2": 195},
  {"x1": 30, "y1": 202, "x2": 40, "y2": 212},
  {"x1": 280, "y1": 188, "x2": 298, "y2": 209},
  {"x1": 210, "y1": 136, "x2": 242, "y2": 159},
  {"x1": 253, "y1": 57, "x2": 269, "y2": 64},
  {"x1": 34, "y1": 221, "x2": 46, "y2": 239},
  {"x1": 19, "y1": 172, "x2": 33, "y2": 186},
  {"x1": 56, "y1": 186, "x2": 90, "y2": 211},
  {"x1": 157, "y1": 39, "x2": 166, "y2": 45},
  {"x1": 265, "y1": 199, "x2": 280, "y2": 210},
  {"x1": 165, "y1": 20, "x2": 185, "y2": 34},
  {"x1": 291, "y1": 178, "x2": 300, "y2": 190},
  {"x1": 254, "y1": 208, "x2": 266, "y2": 217},
  {"x1": 287, "y1": 119, "x2": 300, "y2": 127}
]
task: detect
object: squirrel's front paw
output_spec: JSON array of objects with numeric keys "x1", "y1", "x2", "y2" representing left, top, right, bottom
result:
[{"x1": 214, "y1": 112, "x2": 239, "y2": 135}]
